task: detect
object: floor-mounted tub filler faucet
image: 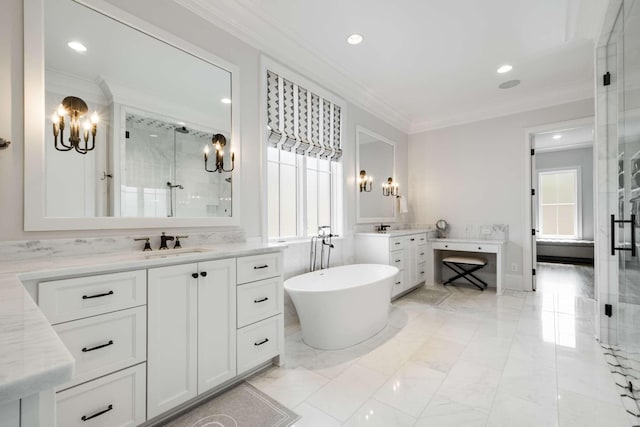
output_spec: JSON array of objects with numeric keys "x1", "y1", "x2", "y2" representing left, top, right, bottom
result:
[{"x1": 310, "y1": 225, "x2": 338, "y2": 272}]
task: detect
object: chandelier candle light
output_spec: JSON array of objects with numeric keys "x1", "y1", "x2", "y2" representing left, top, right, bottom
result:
[
  {"x1": 359, "y1": 170, "x2": 373, "y2": 192},
  {"x1": 52, "y1": 96, "x2": 98, "y2": 154},
  {"x1": 382, "y1": 177, "x2": 399, "y2": 197},
  {"x1": 204, "y1": 133, "x2": 235, "y2": 173}
]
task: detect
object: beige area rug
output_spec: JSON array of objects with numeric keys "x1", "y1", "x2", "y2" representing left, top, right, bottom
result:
[
  {"x1": 164, "y1": 383, "x2": 300, "y2": 427},
  {"x1": 401, "y1": 285, "x2": 452, "y2": 306}
]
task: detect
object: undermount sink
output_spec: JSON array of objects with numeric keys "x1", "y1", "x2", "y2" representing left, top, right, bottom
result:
[{"x1": 144, "y1": 248, "x2": 211, "y2": 259}]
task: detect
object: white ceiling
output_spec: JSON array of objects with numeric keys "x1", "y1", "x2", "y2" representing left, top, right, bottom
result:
[
  {"x1": 534, "y1": 125, "x2": 594, "y2": 152},
  {"x1": 177, "y1": 0, "x2": 606, "y2": 133}
]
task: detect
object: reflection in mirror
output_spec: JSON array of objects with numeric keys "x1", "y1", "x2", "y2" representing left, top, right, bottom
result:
[
  {"x1": 357, "y1": 127, "x2": 396, "y2": 222},
  {"x1": 42, "y1": 0, "x2": 232, "y2": 218}
]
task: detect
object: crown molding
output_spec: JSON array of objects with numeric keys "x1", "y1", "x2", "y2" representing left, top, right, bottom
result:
[
  {"x1": 408, "y1": 81, "x2": 594, "y2": 134},
  {"x1": 175, "y1": 0, "x2": 412, "y2": 133}
]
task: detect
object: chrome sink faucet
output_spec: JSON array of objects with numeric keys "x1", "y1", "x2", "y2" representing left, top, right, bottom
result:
[{"x1": 377, "y1": 224, "x2": 391, "y2": 233}]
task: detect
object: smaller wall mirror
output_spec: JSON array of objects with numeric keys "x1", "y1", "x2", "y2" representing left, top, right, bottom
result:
[{"x1": 356, "y1": 126, "x2": 396, "y2": 223}]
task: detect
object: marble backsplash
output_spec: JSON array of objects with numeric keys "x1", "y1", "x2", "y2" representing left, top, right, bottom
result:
[
  {"x1": 0, "y1": 229, "x2": 246, "y2": 262},
  {"x1": 439, "y1": 223, "x2": 509, "y2": 241}
]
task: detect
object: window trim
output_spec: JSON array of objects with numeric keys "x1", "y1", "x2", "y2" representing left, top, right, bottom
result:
[
  {"x1": 260, "y1": 56, "x2": 346, "y2": 243},
  {"x1": 537, "y1": 167, "x2": 582, "y2": 239}
]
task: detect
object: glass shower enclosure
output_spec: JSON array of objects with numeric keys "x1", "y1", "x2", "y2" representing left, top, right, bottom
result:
[{"x1": 597, "y1": 0, "x2": 640, "y2": 419}]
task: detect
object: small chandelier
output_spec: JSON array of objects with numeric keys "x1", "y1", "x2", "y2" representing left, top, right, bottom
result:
[
  {"x1": 382, "y1": 177, "x2": 399, "y2": 197},
  {"x1": 204, "y1": 134, "x2": 235, "y2": 173},
  {"x1": 359, "y1": 170, "x2": 372, "y2": 192},
  {"x1": 51, "y1": 96, "x2": 98, "y2": 154}
]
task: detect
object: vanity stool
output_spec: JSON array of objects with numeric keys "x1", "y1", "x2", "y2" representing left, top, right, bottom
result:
[{"x1": 442, "y1": 256, "x2": 488, "y2": 291}]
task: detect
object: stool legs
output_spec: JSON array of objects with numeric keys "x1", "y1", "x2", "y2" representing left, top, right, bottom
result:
[{"x1": 443, "y1": 262, "x2": 488, "y2": 291}]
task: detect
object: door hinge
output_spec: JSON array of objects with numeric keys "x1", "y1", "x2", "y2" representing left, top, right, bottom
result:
[
  {"x1": 531, "y1": 188, "x2": 535, "y2": 196},
  {"x1": 603, "y1": 72, "x2": 611, "y2": 86},
  {"x1": 605, "y1": 303, "x2": 613, "y2": 317},
  {"x1": 532, "y1": 268, "x2": 536, "y2": 276},
  {"x1": 532, "y1": 228, "x2": 536, "y2": 236},
  {"x1": 531, "y1": 148, "x2": 535, "y2": 156}
]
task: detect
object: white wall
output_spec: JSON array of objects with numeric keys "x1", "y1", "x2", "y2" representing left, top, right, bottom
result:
[
  {"x1": 0, "y1": 0, "x2": 407, "y2": 245},
  {"x1": 535, "y1": 147, "x2": 594, "y2": 240},
  {"x1": 408, "y1": 99, "x2": 594, "y2": 289}
]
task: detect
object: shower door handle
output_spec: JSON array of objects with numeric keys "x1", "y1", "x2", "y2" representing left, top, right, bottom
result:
[{"x1": 611, "y1": 214, "x2": 637, "y2": 257}]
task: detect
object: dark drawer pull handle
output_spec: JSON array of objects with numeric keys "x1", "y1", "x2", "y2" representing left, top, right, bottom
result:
[
  {"x1": 254, "y1": 265, "x2": 269, "y2": 269},
  {"x1": 82, "y1": 340, "x2": 114, "y2": 353},
  {"x1": 394, "y1": 242, "x2": 400, "y2": 245},
  {"x1": 200, "y1": 271, "x2": 207, "y2": 277},
  {"x1": 254, "y1": 338, "x2": 269, "y2": 346},
  {"x1": 420, "y1": 271, "x2": 425, "y2": 274},
  {"x1": 444, "y1": 245, "x2": 448, "y2": 248},
  {"x1": 192, "y1": 273, "x2": 199, "y2": 279},
  {"x1": 410, "y1": 238, "x2": 415, "y2": 241},
  {"x1": 395, "y1": 281, "x2": 401, "y2": 285},
  {"x1": 82, "y1": 290, "x2": 113, "y2": 300},
  {"x1": 420, "y1": 252, "x2": 425, "y2": 256},
  {"x1": 254, "y1": 297, "x2": 269, "y2": 303},
  {"x1": 81, "y1": 404, "x2": 113, "y2": 421},
  {"x1": 478, "y1": 247, "x2": 482, "y2": 250},
  {"x1": 394, "y1": 260, "x2": 401, "y2": 263}
]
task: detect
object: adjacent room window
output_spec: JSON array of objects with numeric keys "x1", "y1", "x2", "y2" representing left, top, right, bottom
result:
[
  {"x1": 538, "y1": 169, "x2": 580, "y2": 238},
  {"x1": 266, "y1": 69, "x2": 343, "y2": 240}
]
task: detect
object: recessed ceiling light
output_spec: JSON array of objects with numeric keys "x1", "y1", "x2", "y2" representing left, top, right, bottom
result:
[
  {"x1": 149, "y1": 134, "x2": 158, "y2": 138},
  {"x1": 552, "y1": 134, "x2": 562, "y2": 140},
  {"x1": 497, "y1": 64, "x2": 513, "y2": 74},
  {"x1": 177, "y1": 121, "x2": 186, "y2": 126},
  {"x1": 221, "y1": 98, "x2": 232, "y2": 104},
  {"x1": 347, "y1": 34, "x2": 364, "y2": 45},
  {"x1": 498, "y1": 80, "x2": 520, "y2": 89},
  {"x1": 67, "y1": 41, "x2": 87, "y2": 52}
]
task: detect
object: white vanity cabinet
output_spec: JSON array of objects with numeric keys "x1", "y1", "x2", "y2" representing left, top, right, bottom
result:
[
  {"x1": 355, "y1": 232, "x2": 428, "y2": 298},
  {"x1": 147, "y1": 258, "x2": 236, "y2": 419}
]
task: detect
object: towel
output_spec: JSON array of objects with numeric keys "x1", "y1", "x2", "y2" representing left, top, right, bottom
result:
[{"x1": 398, "y1": 195, "x2": 409, "y2": 214}]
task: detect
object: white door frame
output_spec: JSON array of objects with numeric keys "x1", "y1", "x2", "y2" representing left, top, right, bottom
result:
[{"x1": 521, "y1": 116, "x2": 595, "y2": 291}]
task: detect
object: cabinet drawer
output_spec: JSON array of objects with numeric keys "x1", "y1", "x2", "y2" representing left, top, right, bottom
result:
[
  {"x1": 391, "y1": 274, "x2": 404, "y2": 297},
  {"x1": 417, "y1": 245, "x2": 427, "y2": 263},
  {"x1": 54, "y1": 306, "x2": 146, "y2": 390},
  {"x1": 237, "y1": 315, "x2": 282, "y2": 374},
  {"x1": 432, "y1": 241, "x2": 498, "y2": 253},
  {"x1": 56, "y1": 363, "x2": 146, "y2": 427},
  {"x1": 39, "y1": 270, "x2": 146, "y2": 324},
  {"x1": 237, "y1": 252, "x2": 283, "y2": 284},
  {"x1": 389, "y1": 237, "x2": 404, "y2": 250},
  {"x1": 417, "y1": 263, "x2": 426, "y2": 284},
  {"x1": 416, "y1": 233, "x2": 427, "y2": 244},
  {"x1": 389, "y1": 250, "x2": 404, "y2": 270},
  {"x1": 237, "y1": 277, "x2": 283, "y2": 328}
]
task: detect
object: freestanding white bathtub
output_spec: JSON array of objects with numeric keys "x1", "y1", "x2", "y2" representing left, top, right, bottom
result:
[{"x1": 284, "y1": 264, "x2": 399, "y2": 350}]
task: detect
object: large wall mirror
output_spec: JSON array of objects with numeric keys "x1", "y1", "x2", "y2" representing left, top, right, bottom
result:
[
  {"x1": 24, "y1": 0, "x2": 240, "y2": 230},
  {"x1": 356, "y1": 126, "x2": 396, "y2": 223}
]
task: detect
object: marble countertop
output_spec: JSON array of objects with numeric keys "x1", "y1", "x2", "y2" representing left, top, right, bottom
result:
[
  {"x1": 355, "y1": 228, "x2": 433, "y2": 237},
  {"x1": 0, "y1": 242, "x2": 285, "y2": 404},
  {"x1": 430, "y1": 238, "x2": 507, "y2": 245}
]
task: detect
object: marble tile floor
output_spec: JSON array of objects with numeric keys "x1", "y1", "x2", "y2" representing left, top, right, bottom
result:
[
  {"x1": 535, "y1": 262, "x2": 595, "y2": 299},
  {"x1": 248, "y1": 284, "x2": 638, "y2": 426}
]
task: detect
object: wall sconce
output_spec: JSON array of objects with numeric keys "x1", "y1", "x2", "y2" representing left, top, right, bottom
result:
[
  {"x1": 382, "y1": 177, "x2": 399, "y2": 197},
  {"x1": 359, "y1": 170, "x2": 373, "y2": 192},
  {"x1": 204, "y1": 134, "x2": 235, "y2": 173},
  {"x1": 52, "y1": 96, "x2": 98, "y2": 154}
]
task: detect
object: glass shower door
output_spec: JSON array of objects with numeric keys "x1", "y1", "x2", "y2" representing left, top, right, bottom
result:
[{"x1": 616, "y1": 0, "x2": 640, "y2": 412}]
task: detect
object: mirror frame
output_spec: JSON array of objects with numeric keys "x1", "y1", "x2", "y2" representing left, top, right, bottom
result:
[
  {"x1": 24, "y1": 0, "x2": 241, "y2": 230},
  {"x1": 355, "y1": 125, "x2": 396, "y2": 224}
]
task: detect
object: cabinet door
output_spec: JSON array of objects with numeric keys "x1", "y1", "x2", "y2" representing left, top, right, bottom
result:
[
  {"x1": 404, "y1": 236, "x2": 418, "y2": 288},
  {"x1": 197, "y1": 258, "x2": 237, "y2": 394},
  {"x1": 0, "y1": 400, "x2": 19, "y2": 427},
  {"x1": 147, "y1": 263, "x2": 198, "y2": 419}
]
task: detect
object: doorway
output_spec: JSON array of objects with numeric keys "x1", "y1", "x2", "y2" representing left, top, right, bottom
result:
[{"x1": 531, "y1": 124, "x2": 596, "y2": 298}]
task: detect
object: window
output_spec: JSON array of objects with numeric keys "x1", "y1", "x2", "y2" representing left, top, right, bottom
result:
[
  {"x1": 538, "y1": 169, "x2": 580, "y2": 238},
  {"x1": 265, "y1": 68, "x2": 343, "y2": 240}
]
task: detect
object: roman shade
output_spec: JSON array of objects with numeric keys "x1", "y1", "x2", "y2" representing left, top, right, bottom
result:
[{"x1": 267, "y1": 70, "x2": 343, "y2": 161}]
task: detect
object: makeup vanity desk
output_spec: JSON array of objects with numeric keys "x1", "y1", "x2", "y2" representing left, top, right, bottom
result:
[{"x1": 429, "y1": 238, "x2": 506, "y2": 295}]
